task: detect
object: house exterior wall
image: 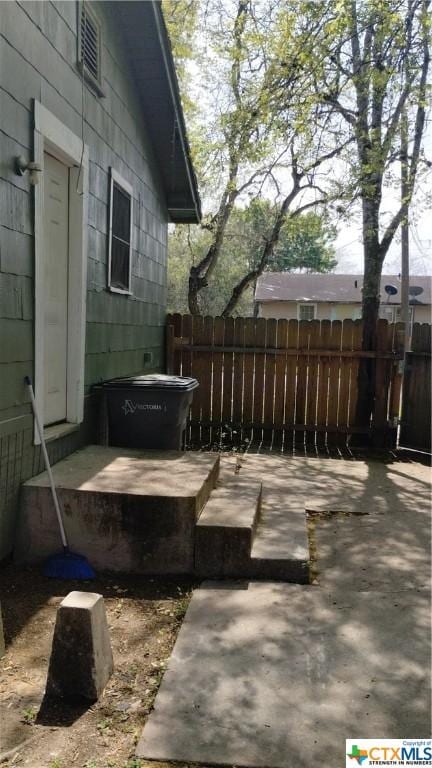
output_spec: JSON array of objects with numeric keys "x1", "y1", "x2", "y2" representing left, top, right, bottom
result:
[
  {"x1": 258, "y1": 301, "x2": 431, "y2": 324},
  {"x1": 257, "y1": 301, "x2": 362, "y2": 320},
  {"x1": 0, "y1": 1, "x2": 169, "y2": 559}
]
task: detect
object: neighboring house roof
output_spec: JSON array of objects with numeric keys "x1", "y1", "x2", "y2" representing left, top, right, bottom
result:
[
  {"x1": 110, "y1": 1, "x2": 201, "y2": 223},
  {"x1": 255, "y1": 273, "x2": 432, "y2": 306}
]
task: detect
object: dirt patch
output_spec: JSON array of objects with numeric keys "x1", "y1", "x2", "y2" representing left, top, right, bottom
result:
[{"x1": 0, "y1": 563, "x2": 196, "y2": 768}]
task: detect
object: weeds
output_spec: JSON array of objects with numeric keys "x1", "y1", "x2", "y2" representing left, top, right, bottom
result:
[
  {"x1": 21, "y1": 705, "x2": 37, "y2": 724},
  {"x1": 97, "y1": 717, "x2": 113, "y2": 733},
  {"x1": 173, "y1": 596, "x2": 190, "y2": 621}
]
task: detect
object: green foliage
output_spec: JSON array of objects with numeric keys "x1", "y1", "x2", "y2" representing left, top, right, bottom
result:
[
  {"x1": 161, "y1": 0, "x2": 198, "y2": 114},
  {"x1": 168, "y1": 202, "x2": 337, "y2": 316},
  {"x1": 48, "y1": 760, "x2": 62, "y2": 768},
  {"x1": 273, "y1": 213, "x2": 337, "y2": 274},
  {"x1": 21, "y1": 705, "x2": 37, "y2": 724}
]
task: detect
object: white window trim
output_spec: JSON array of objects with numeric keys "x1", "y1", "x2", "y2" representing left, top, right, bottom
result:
[
  {"x1": 298, "y1": 302, "x2": 317, "y2": 321},
  {"x1": 107, "y1": 168, "x2": 133, "y2": 295},
  {"x1": 33, "y1": 101, "x2": 89, "y2": 445}
]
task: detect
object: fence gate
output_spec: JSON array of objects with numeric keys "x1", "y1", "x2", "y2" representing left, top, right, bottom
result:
[{"x1": 400, "y1": 324, "x2": 431, "y2": 453}]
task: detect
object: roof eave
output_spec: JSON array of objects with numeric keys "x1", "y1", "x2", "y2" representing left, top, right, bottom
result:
[{"x1": 151, "y1": 3, "x2": 201, "y2": 224}]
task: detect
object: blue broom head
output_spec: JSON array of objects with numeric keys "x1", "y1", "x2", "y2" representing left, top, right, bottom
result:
[{"x1": 43, "y1": 550, "x2": 96, "y2": 580}]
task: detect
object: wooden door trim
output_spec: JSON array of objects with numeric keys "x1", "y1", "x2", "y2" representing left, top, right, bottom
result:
[{"x1": 33, "y1": 101, "x2": 89, "y2": 445}]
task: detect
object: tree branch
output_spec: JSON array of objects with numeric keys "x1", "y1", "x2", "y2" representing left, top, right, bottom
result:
[{"x1": 379, "y1": 0, "x2": 430, "y2": 257}]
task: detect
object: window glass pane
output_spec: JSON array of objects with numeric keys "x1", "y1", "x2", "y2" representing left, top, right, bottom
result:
[
  {"x1": 395, "y1": 306, "x2": 413, "y2": 322},
  {"x1": 299, "y1": 304, "x2": 315, "y2": 321},
  {"x1": 379, "y1": 306, "x2": 394, "y2": 322},
  {"x1": 111, "y1": 238, "x2": 130, "y2": 290},
  {"x1": 112, "y1": 183, "x2": 131, "y2": 243}
]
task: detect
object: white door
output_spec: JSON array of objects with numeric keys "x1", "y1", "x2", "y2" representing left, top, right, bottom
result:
[{"x1": 43, "y1": 152, "x2": 69, "y2": 426}]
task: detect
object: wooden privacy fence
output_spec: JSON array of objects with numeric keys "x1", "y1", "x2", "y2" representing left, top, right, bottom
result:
[
  {"x1": 166, "y1": 314, "x2": 405, "y2": 448},
  {"x1": 400, "y1": 323, "x2": 431, "y2": 453}
]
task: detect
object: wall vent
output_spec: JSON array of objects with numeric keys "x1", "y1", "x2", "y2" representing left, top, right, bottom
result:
[{"x1": 80, "y1": 4, "x2": 100, "y2": 84}]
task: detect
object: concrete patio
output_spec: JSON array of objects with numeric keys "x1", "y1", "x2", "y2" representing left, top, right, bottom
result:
[{"x1": 137, "y1": 453, "x2": 431, "y2": 767}]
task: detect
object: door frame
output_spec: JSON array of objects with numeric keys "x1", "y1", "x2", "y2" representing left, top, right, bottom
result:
[{"x1": 33, "y1": 101, "x2": 89, "y2": 444}]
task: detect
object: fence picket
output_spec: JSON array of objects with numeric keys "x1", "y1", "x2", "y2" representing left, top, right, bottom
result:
[
  {"x1": 253, "y1": 318, "x2": 267, "y2": 444},
  {"x1": 326, "y1": 321, "x2": 342, "y2": 445},
  {"x1": 200, "y1": 316, "x2": 214, "y2": 446},
  {"x1": 348, "y1": 320, "x2": 363, "y2": 430},
  {"x1": 221, "y1": 317, "x2": 235, "y2": 438},
  {"x1": 179, "y1": 314, "x2": 192, "y2": 444},
  {"x1": 263, "y1": 318, "x2": 277, "y2": 444},
  {"x1": 373, "y1": 319, "x2": 392, "y2": 449},
  {"x1": 212, "y1": 316, "x2": 225, "y2": 445},
  {"x1": 242, "y1": 318, "x2": 256, "y2": 445},
  {"x1": 295, "y1": 321, "x2": 309, "y2": 444},
  {"x1": 189, "y1": 315, "x2": 204, "y2": 445},
  {"x1": 273, "y1": 320, "x2": 288, "y2": 448},
  {"x1": 232, "y1": 317, "x2": 245, "y2": 446},
  {"x1": 316, "y1": 320, "x2": 331, "y2": 448},
  {"x1": 284, "y1": 320, "x2": 298, "y2": 448},
  {"x1": 306, "y1": 320, "x2": 320, "y2": 446},
  {"x1": 338, "y1": 320, "x2": 353, "y2": 433}
]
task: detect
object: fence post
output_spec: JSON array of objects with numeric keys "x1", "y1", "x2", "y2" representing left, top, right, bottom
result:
[
  {"x1": 372, "y1": 320, "x2": 392, "y2": 451},
  {"x1": 165, "y1": 323, "x2": 174, "y2": 375}
]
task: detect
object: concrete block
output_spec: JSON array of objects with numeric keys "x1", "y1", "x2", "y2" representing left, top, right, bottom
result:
[
  {"x1": 46, "y1": 591, "x2": 113, "y2": 701},
  {"x1": 195, "y1": 481, "x2": 262, "y2": 578},
  {"x1": 249, "y1": 505, "x2": 310, "y2": 583},
  {"x1": 16, "y1": 447, "x2": 220, "y2": 575}
]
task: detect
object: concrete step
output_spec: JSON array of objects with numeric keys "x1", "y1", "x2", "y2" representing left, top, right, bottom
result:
[
  {"x1": 248, "y1": 505, "x2": 310, "y2": 583},
  {"x1": 195, "y1": 481, "x2": 262, "y2": 578},
  {"x1": 16, "y1": 446, "x2": 220, "y2": 575}
]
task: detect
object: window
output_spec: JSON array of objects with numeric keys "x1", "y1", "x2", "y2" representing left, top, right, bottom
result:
[
  {"x1": 395, "y1": 306, "x2": 414, "y2": 324},
  {"x1": 108, "y1": 169, "x2": 133, "y2": 294},
  {"x1": 78, "y1": 3, "x2": 103, "y2": 92},
  {"x1": 379, "y1": 306, "x2": 414, "y2": 325},
  {"x1": 379, "y1": 305, "x2": 394, "y2": 322},
  {"x1": 298, "y1": 303, "x2": 316, "y2": 321}
]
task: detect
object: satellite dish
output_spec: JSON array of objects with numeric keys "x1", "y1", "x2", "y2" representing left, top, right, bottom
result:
[
  {"x1": 384, "y1": 284, "x2": 398, "y2": 296},
  {"x1": 409, "y1": 285, "x2": 424, "y2": 296}
]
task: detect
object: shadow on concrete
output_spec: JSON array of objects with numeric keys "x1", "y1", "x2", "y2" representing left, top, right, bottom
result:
[{"x1": 135, "y1": 451, "x2": 431, "y2": 764}]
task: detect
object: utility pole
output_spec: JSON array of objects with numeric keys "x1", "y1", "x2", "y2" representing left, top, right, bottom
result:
[{"x1": 400, "y1": 106, "x2": 410, "y2": 354}]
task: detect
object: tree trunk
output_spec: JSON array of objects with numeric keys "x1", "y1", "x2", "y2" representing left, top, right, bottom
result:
[
  {"x1": 355, "y1": 205, "x2": 384, "y2": 430},
  {"x1": 188, "y1": 267, "x2": 203, "y2": 314}
]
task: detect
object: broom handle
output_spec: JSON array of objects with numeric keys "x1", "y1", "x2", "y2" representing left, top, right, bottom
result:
[{"x1": 25, "y1": 377, "x2": 68, "y2": 550}]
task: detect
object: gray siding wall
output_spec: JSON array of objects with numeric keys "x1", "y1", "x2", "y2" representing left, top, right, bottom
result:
[{"x1": 0, "y1": 1, "x2": 169, "y2": 558}]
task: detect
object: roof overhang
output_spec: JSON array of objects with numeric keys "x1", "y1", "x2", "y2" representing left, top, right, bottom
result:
[{"x1": 107, "y1": 1, "x2": 201, "y2": 224}]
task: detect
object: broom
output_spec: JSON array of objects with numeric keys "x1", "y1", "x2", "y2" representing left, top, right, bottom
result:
[{"x1": 25, "y1": 377, "x2": 95, "y2": 580}]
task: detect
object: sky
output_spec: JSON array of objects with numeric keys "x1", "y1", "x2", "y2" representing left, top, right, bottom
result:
[
  {"x1": 334, "y1": 128, "x2": 432, "y2": 276},
  {"x1": 335, "y1": 207, "x2": 431, "y2": 276}
]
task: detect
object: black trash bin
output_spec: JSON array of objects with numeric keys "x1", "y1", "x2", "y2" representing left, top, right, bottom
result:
[{"x1": 101, "y1": 374, "x2": 198, "y2": 450}]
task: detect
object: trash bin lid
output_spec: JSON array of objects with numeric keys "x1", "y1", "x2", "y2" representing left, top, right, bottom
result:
[{"x1": 102, "y1": 374, "x2": 199, "y2": 391}]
